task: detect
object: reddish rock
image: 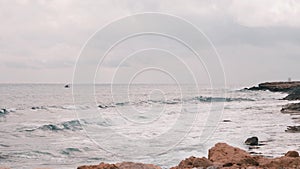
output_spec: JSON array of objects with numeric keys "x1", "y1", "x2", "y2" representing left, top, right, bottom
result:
[
  {"x1": 77, "y1": 143, "x2": 300, "y2": 169},
  {"x1": 77, "y1": 162, "x2": 161, "y2": 169},
  {"x1": 116, "y1": 162, "x2": 161, "y2": 169},
  {"x1": 257, "y1": 156, "x2": 300, "y2": 168},
  {"x1": 285, "y1": 151, "x2": 299, "y2": 157},
  {"x1": 208, "y1": 143, "x2": 259, "y2": 167},
  {"x1": 170, "y1": 156, "x2": 213, "y2": 169},
  {"x1": 77, "y1": 162, "x2": 118, "y2": 169}
]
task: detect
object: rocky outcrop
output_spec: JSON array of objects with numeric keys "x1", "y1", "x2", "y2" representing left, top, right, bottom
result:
[
  {"x1": 247, "y1": 81, "x2": 300, "y2": 92},
  {"x1": 208, "y1": 143, "x2": 259, "y2": 167},
  {"x1": 87, "y1": 143, "x2": 300, "y2": 169},
  {"x1": 284, "y1": 87, "x2": 300, "y2": 100},
  {"x1": 286, "y1": 126, "x2": 300, "y2": 133},
  {"x1": 77, "y1": 162, "x2": 161, "y2": 169},
  {"x1": 170, "y1": 156, "x2": 213, "y2": 169},
  {"x1": 281, "y1": 103, "x2": 300, "y2": 114}
]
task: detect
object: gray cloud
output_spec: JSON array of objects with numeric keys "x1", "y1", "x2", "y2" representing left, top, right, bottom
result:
[{"x1": 0, "y1": 0, "x2": 299, "y2": 85}]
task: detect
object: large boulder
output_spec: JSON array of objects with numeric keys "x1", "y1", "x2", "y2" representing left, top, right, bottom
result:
[
  {"x1": 244, "y1": 136, "x2": 258, "y2": 145},
  {"x1": 170, "y1": 156, "x2": 213, "y2": 169},
  {"x1": 208, "y1": 143, "x2": 259, "y2": 167}
]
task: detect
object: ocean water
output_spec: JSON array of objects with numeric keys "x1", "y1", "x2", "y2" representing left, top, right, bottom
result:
[{"x1": 0, "y1": 84, "x2": 299, "y2": 169}]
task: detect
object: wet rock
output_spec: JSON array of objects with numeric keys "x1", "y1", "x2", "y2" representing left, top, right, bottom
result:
[
  {"x1": 283, "y1": 87, "x2": 300, "y2": 100},
  {"x1": 286, "y1": 126, "x2": 300, "y2": 133},
  {"x1": 285, "y1": 151, "x2": 299, "y2": 157},
  {"x1": 281, "y1": 103, "x2": 300, "y2": 114},
  {"x1": 77, "y1": 162, "x2": 161, "y2": 169},
  {"x1": 208, "y1": 143, "x2": 259, "y2": 167},
  {"x1": 0, "y1": 109, "x2": 8, "y2": 116},
  {"x1": 170, "y1": 156, "x2": 213, "y2": 169},
  {"x1": 245, "y1": 137, "x2": 259, "y2": 146}
]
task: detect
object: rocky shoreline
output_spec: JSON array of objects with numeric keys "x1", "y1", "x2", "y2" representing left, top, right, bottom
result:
[
  {"x1": 2, "y1": 81, "x2": 300, "y2": 169},
  {"x1": 75, "y1": 81, "x2": 300, "y2": 169},
  {"x1": 248, "y1": 81, "x2": 300, "y2": 133},
  {"x1": 76, "y1": 143, "x2": 300, "y2": 169}
]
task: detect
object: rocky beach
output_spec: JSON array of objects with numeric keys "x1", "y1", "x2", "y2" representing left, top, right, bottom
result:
[
  {"x1": 76, "y1": 143, "x2": 300, "y2": 169},
  {"x1": 75, "y1": 81, "x2": 300, "y2": 169}
]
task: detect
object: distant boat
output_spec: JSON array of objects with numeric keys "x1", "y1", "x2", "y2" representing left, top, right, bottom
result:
[{"x1": 64, "y1": 84, "x2": 70, "y2": 88}]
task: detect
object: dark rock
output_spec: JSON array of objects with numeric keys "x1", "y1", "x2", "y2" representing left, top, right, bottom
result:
[
  {"x1": 0, "y1": 109, "x2": 8, "y2": 116},
  {"x1": 283, "y1": 87, "x2": 300, "y2": 100},
  {"x1": 285, "y1": 151, "x2": 299, "y2": 157},
  {"x1": 245, "y1": 137, "x2": 259, "y2": 145},
  {"x1": 285, "y1": 126, "x2": 300, "y2": 133},
  {"x1": 64, "y1": 84, "x2": 70, "y2": 88},
  {"x1": 222, "y1": 120, "x2": 232, "y2": 122},
  {"x1": 222, "y1": 162, "x2": 233, "y2": 167},
  {"x1": 281, "y1": 103, "x2": 300, "y2": 114}
]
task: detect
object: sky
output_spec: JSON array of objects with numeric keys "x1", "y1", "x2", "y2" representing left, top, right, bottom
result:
[{"x1": 1, "y1": 0, "x2": 300, "y2": 86}]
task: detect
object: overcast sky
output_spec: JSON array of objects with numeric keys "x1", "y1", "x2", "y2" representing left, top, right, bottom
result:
[{"x1": 1, "y1": 0, "x2": 300, "y2": 86}]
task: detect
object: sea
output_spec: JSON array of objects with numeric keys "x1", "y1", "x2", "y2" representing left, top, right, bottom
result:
[{"x1": 0, "y1": 84, "x2": 299, "y2": 169}]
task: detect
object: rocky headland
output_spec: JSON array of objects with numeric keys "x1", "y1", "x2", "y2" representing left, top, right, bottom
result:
[{"x1": 248, "y1": 81, "x2": 300, "y2": 133}]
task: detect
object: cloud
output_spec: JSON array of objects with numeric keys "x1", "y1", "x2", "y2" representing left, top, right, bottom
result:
[
  {"x1": 229, "y1": 0, "x2": 300, "y2": 27},
  {"x1": 0, "y1": 0, "x2": 300, "y2": 84}
]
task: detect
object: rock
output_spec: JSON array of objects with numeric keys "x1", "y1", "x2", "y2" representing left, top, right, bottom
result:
[
  {"x1": 244, "y1": 137, "x2": 259, "y2": 146},
  {"x1": 64, "y1": 84, "x2": 70, "y2": 88},
  {"x1": 208, "y1": 143, "x2": 259, "y2": 167},
  {"x1": 285, "y1": 126, "x2": 300, "y2": 133},
  {"x1": 116, "y1": 162, "x2": 161, "y2": 169},
  {"x1": 281, "y1": 103, "x2": 300, "y2": 114},
  {"x1": 77, "y1": 162, "x2": 119, "y2": 169},
  {"x1": 285, "y1": 151, "x2": 299, "y2": 157},
  {"x1": 77, "y1": 143, "x2": 300, "y2": 169},
  {"x1": 170, "y1": 156, "x2": 213, "y2": 169},
  {"x1": 283, "y1": 87, "x2": 300, "y2": 100},
  {"x1": 247, "y1": 81, "x2": 300, "y2": 92},
  {"x1": 257, "y1": 156, "x2": 300, "y2": 168},
  {"x1": 77, "y1": 162, "x2": 161, "y2": 169},
  {"x1": 0, "y1": 109, "x2": 8, "y2": 116}
]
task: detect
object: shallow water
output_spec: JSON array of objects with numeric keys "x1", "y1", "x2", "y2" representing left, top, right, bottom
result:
[{"x1": 0, "y1": 84, "x2": 299, "y2": 169}]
